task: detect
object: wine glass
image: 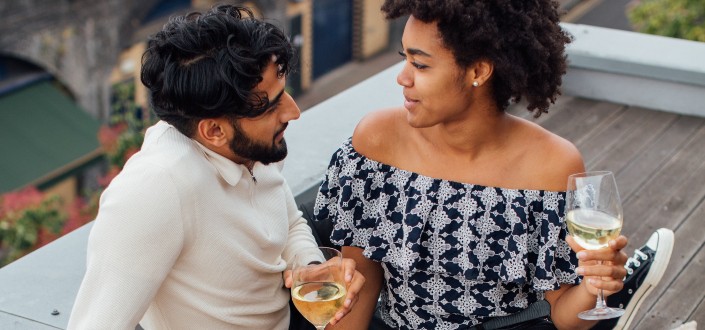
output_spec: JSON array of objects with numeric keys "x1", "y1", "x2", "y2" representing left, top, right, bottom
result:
[
  {"x1": 291, "y1": 247, "x2": 347, "y2": 329},
  {"x1": 566, "y1": 171, "x2": 625, "y2": 320}
]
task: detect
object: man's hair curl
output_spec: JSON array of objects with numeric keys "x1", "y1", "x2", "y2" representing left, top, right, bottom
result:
[{"x1": 141, "y1": 5, "x2": 295, "y2": 136}]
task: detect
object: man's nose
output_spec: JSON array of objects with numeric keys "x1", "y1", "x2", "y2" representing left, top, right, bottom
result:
[{"x1": 280, "y1": 92, "x2": 300, "y2": 122}]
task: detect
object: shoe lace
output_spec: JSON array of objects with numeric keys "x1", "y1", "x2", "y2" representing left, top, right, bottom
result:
[{"x1": 625, "y1": 249, "x2": 648, "y2": 275}]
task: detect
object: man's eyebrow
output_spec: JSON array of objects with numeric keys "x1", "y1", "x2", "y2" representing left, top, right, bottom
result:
[{"x1": 267, "y1": 89, "x2": 285, "y2": 107}]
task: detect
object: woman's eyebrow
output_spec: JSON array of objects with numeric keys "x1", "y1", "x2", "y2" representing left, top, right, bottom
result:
[
  {"x1": 406, "y1": 48, "x2": 432, "y2": 57},
  {"x1": 400, "y1": 42, "x2": 432, "y2": 57}
]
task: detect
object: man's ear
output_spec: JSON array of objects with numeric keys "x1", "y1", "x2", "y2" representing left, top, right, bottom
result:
[
  {"x1": 466, "y1": 59, "x2": 494, "y2": 88},
  {"x1": 195, "y1": 118, "x2": 230, "y2": 148}
]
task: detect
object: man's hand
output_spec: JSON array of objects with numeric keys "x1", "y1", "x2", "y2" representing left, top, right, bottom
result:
[{"x1": 283, "y1": 257, "x2": 365, "y2": 326}]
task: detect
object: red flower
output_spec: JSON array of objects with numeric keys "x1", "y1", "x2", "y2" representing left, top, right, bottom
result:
[
  {"x1": 1, "y1": 187, "x2": 44, "y2": 218},
  {"x1": 97, "y1": 123, "x2": 128, "y2": 152}
]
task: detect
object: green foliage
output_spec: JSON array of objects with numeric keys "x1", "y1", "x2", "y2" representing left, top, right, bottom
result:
[
  {"x1": 101, "y1": 80, "x2": 155, "y2": 170},
  {"x1": 627, "y1": 0, "x2": 705, "y2": 42},
  {"x1": 0, "y1": 78, "x2": 155, "y2": 267},
  {"x1": 110, "y1": 80, "x2": 149, "y2": 134},
  {"x1": 0, "y1": 188, "x2": 66, "y2": 266},
  {"x1": 108, "y1": 128, "x2": 144, "y2": 169}
]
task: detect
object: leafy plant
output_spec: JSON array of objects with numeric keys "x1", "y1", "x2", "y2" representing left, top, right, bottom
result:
[
  {"x1": 0, "y1": 78, "x2": 155, "y2": 267},
  {"x1": 98, "y1": 80, "x2": 155, "y2": 183},
  {"x1": 627, "y1": 0, "x2": 705, "y2": 42},
  {"x1": 0, "y1": 187, "x2": 66, "y2": 266}
]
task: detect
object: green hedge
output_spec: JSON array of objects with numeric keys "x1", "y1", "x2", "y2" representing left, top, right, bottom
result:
[{"x1": 627, "y1": 0, "x2": 705, "y2": 42}]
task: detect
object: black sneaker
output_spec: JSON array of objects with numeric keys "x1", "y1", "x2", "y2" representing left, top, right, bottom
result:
[{"x1": 592, "y1": 228, "x2": 674, "y2": 330}]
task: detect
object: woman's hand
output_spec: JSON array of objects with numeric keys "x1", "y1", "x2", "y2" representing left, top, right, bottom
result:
[
  {"x1": 329, "y1": 258, "x2": 365, "y2": 325},
  {"x1": 567, "y1": 235, "x2": 629, "y2": 296}
]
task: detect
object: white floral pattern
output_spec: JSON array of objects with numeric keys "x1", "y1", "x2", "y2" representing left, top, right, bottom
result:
[{"x1": 315, "y1": 139, "x2": 579, "y2": 329}]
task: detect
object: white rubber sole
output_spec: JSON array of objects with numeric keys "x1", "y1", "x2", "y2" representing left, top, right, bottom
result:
[{"x1": 616, "y1": 228, "x2": 675, "y2": 330}]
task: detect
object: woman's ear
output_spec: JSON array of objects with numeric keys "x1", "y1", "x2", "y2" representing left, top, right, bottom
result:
[
  {"x1": 195, "y1": 118, "x2": 230, "y2": 148},
  {"x1": 467, "y1": 59, "x2": 494, "y2": 88}
]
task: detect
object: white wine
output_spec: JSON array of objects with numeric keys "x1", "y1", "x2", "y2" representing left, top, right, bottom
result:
[
  {"x1": 566, "y1": 209, "x2": 622, "y2": 249},
  {"x1": 292, "y1": 282, "x2": 346, "y2": 327}
]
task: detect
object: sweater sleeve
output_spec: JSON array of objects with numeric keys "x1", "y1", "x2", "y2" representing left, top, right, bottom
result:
[
  {"x1": 280, "y1": 177, "x2": 318, "y2": 266},
  {"x1": 68, "y1": 164, "x2": 185, "y2": 329}
]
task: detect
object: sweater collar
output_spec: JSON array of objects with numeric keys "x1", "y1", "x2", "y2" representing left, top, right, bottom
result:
[{"x1": 193, "y1": 141, "x2": 249, "y2": 186}]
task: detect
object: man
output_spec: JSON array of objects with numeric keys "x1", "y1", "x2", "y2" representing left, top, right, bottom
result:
[{"x1": 68, "y1": 5, "x2": 362, "y2": 329}]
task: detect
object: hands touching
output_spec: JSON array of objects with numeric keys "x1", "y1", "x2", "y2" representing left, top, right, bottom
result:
[{"x1": 284, "y1": 256, "x2": 365, "y2": 326}]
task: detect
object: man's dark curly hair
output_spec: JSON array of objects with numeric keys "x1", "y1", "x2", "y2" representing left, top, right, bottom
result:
[
  {"x1": 141, "y1": 4, "x2": 294, "y2": 136},
  {"x1": 382, "y1": 0, "x2": 572, "y2": 117}
]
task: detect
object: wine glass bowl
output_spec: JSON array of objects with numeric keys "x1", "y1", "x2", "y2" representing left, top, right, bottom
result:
[
  {"x1": 566, "y1": 171, "x2": 625, "y2": 320},
  {"x1": 566, "y1": 208, "x2": 622, "y2": 250},
  {"x1": 291, "y1": 247, "x2": 347, "y2": 329}
]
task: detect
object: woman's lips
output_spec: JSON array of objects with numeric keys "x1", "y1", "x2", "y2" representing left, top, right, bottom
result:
[{"x1": 404, "y1": 96, "x2": 418, "y2": 110}]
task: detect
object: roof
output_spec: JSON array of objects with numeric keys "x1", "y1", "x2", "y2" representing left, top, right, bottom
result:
[{"x1": 0, "y1": 79, "x2": 101, "y2": 192}]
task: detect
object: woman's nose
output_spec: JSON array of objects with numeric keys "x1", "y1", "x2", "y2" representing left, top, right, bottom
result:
[{"x1": 396, "y1": 62, "x2": 413, "y2": 87}]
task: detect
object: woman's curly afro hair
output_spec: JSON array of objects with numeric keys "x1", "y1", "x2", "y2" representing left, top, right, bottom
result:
[{"x1": 382, "y1": 0, "x2": 572, "y2": 117}]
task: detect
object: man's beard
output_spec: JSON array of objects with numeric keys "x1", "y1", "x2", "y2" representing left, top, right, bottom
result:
[{"x1": 229, "y1": 121, "x2": 288, "y2": 165}]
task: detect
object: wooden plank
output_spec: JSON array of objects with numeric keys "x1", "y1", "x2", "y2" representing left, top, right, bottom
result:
[
  {"x1": 574, "y1": 106, "x2": 661, "y2": 170},
  {"x1": 621, "y1": 122, "x2": 705, "y2": 238},
  {"x1": 632, "y1": 200, "x2": 705, "y2": 329},
  {"x1": 632, "y1": 203, "x2": 705, "y2": 327},
  {"x1": 688, "y1": 293, "x2": 705, "y2": 326},
  {"x1": 616, "y1": 115, "x2": 705, "y2": 200},
  {"x1": 586, "y1": 108, "x2": 678, "y2": 173},
  {"x1": 540, "y1": 98, "x2": 625, "y2": 143},
  {"x1": 628, "y1": 165, "x2": 705, "y2": 327},
  {"x1": 509, "y1": 97, "x2": 625, "y2": 146}
]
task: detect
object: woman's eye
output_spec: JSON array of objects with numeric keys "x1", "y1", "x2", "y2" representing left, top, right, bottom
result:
[
  {"x1": 412, "y1": 62, "x2": 428, "y2": 70},
  {"x1": 399, "y1": 50, "x2": 428, "y2": 70}
]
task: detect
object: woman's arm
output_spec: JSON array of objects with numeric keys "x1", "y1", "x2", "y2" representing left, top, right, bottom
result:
[
  {"x1": 328, "y1": 246, "x2": 384, "y2": 330},
  {"x1": 546, "y1": 236, "x2": 629, "y2": 330}
]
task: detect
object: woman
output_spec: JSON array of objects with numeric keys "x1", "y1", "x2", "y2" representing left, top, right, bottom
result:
[{"x1": 314, "y1": 1, "x2": 628, "y2": 329}]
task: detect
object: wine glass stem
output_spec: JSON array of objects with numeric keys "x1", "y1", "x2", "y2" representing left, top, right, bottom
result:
[{"x1": 594, "y1": 260, "x2": 607, "y2": 309}]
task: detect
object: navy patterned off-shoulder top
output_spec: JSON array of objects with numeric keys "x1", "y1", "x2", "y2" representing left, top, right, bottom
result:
[{"x1": 314, "y1": 139, "x2": 580, "y2": 329}]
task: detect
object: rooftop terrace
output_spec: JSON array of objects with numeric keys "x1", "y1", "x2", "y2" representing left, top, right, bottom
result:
[{"x1": 0, "y1": 23, "x2": 704, "y2": 329}]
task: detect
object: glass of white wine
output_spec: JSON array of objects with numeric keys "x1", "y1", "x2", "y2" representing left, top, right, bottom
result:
[
  {"x1": 566, "y1": 171, "x2": 625, "y2": 320},
  {"x1": 291, "y1": 247, "x2": 347, "y2": 329}
]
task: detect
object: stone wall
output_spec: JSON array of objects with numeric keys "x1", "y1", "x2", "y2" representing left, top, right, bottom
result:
[
  {"x1": 0, "y1": 0, "x2": 285, "y2": 121},
  {"x1": 0, "y1": 0, "x2": 162, "y2": 120}
]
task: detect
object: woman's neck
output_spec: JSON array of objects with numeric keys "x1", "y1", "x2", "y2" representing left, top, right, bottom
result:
[{"x1": 418, "y1": 108, "x2": 512, "y2": 159}]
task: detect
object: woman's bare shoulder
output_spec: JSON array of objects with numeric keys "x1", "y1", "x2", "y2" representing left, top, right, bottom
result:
[
  {"x1": 517, "y1": 118, "x2": 585, "y2": 191},
  {"x1": 351, "y1": 107, "x2": 406, "y2": 161}
]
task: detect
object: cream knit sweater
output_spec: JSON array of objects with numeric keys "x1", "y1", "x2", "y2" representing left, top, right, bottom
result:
[{"x1": 68, "y1": 121, "x2": 318, "y2": 329}]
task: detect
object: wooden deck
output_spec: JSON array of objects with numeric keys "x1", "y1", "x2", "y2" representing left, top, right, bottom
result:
[{"x1": 509, "y1": 95, "x2": 705, "y2": 329}]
